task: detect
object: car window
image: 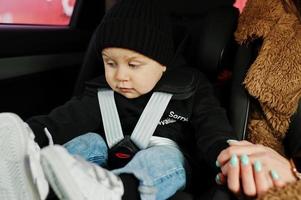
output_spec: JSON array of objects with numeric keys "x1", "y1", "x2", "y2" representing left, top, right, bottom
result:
[{"x1": 0, "y1": 0, "x2": 76, "y2": 25}]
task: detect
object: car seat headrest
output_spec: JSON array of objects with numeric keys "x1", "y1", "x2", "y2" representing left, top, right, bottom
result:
[{"x1": 171, "y1": 6, "x2": 238, "y2": 80}]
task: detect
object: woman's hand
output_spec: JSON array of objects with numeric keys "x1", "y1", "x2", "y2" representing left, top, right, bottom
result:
[{"x1": 215, "y1": 140, "x2": 297, "y2": 197}]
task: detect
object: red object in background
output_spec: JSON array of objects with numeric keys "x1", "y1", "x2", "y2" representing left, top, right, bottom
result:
[
  {"x1": 0, "y1": 0, "x2": 76, "y2": 25},
  {"x1": 234, "y1": 0, "x2": 247, "y2": 13}
]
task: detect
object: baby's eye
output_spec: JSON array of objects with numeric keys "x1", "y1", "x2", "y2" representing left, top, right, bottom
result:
[
  {"x1": 129, "y1": 62, "x2": 141, "y2": 68},
  {"x1": 129, "y1": 63, "x2": 137, "y2": 68},
  {"x1": 106, "y1": 62, "x2": 115, "y2": 67}
]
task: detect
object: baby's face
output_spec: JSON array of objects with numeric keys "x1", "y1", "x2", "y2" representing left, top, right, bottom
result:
[{"x1": 102, "y1": 47, "x2": 166, "y2": 98}]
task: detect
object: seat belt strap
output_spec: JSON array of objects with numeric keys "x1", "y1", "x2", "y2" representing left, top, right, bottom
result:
[
  {"x1": 97, "y1": 90, "x2": 124, "y2": 148},
  {"x1": 97, "y1": 90, "x2": 172, "y2": 149},
  {"x1": 130, "y1": 92, "x2": 172, "y2": 149}
]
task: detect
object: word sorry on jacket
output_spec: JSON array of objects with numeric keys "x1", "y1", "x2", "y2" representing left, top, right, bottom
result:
[{"x1": 159, "y1": 111, "x2": 189, "y2": 125}]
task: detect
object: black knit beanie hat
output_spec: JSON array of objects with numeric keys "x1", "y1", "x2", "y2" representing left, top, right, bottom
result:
[{"x1": 95, "y1": 0, "x2": 175, "y2": 67}]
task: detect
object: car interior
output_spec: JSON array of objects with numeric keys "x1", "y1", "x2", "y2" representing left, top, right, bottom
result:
[
  {"x1": 0, "y1": 0, "x2": 269, "y2": 199},
  {"x1": 0, "y1": 0, "x2": 104, "y2": 120}
]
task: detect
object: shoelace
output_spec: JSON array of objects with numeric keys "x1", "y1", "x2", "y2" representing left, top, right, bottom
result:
[{"x1": 43, "y1": 128, "x2": 54, "y2": 146}]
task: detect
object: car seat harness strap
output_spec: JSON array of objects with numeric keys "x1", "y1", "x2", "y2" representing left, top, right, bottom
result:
[
  {"x1": 97, "y1": 90, "x2": 124, "y2": 148},
  {"x1": 97, "y1": 89, "x2": 172, "y2": 168}
]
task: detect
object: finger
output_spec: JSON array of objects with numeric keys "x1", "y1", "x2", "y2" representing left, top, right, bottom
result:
[
  {"x1": 227, "y1": 154, "x2": 241, "y2": 194},
  {"x1": 215, "y1": 173, "x2": 226, "y2": 185},
  {"x1": 270, "y1": 170, "x2": 286, "y2": 187},
  {"x1": 253, "y1": 160, "x2": 271, "y2": 196},
  {"x1": 240, "y1": 154, "x2": 256, "y2": 197},
  {"x1": 273, "y1": 179, "x2": 286, "y2": 188},
  {"x1": 266, "y1": 172, "x2": 274, "y2": 187},
  {"x1": 217, "y1": 145, "x2": 266, "y2": 166},
  {"x1": 227, "y1": 140, "x2": 253, "y2": 146},
  {"x1": 221, "y1": 162, "x2": 229, "y2": 175}
]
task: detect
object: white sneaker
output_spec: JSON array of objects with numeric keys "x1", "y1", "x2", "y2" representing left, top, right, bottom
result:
[
  {"x1": 40, "y1": 145, "x2": 124, "y2": 200},
  {"x1": 0, "y1": 113, "x2": 49, "y2": 200}
]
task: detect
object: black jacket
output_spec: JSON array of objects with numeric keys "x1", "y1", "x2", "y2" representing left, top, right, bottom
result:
[{"x1": 27, "y1": 65, "x2": 235, "y2": 169}]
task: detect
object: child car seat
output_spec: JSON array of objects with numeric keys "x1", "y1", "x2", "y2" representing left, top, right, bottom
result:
[{"x1": 72, "y1": 1, "x2": 239, "y2": 199}]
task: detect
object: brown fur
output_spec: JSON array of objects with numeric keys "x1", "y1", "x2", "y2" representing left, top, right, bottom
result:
[
  {"x1": 257, "y1": 180, "x2": 301, "y2": 200},
  {"x1": 235, "y1": 0, "x2": 301, "y2": 198},
  {"x1": 235, "y1": 0, "x2": 301, "y2": 153}
]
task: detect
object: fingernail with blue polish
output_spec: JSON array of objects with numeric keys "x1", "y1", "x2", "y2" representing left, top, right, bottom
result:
[
  {"x1": 215, "y1": 174, "x2": 222, "y2": 184},
  {"x1": 227, "y1": 139, "x2": 239, "y2": 144},
  {"x1": 227, "y1": 139, "x2": 238, "y2": 143},
  {"x1": 230, "y1": 154, "x2": 238, "y2": 167},
  {"x1": 254, "y1": 160, "x2": 262, "y2": 172},
  {"x1": 271, "y1": 170, "x2": 280, "y2": 180},
  {"x1": 215, "y1": 160, "x2": 220, "y2": 168},
  {"x1": 240, "y1": 154, "x2": 249, "y2": 166}
]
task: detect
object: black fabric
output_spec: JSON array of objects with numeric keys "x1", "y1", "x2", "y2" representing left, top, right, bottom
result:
[
  {"x1": 45, "y1": 174, "x2": 141, "y2": 200},
  {"x1": 197, "y1": 186, "x2": 236, "y2": 200},
  {"x1": 120, "y1": 174, "x2": 141, "y2": 200},
  {"x1": 46, "y1": 187, "x2": 58, "y2": 200},
  {"x1": 27, "y1": 65, "x2": 235, "y2": 172},
  {"x1": 95, "y1": 0, "x2": 174, "y2": 67},
  {"x1": 168, "y1": 191, "x2": 193, "y2": 200},
  {"x1": 161, "y1": 0, "x2": 235, "y2": 16}
]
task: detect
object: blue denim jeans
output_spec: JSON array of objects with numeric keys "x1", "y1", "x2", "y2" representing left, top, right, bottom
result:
[{"x1": 63, "y1": 132, "x2": 186, "y2": 200}]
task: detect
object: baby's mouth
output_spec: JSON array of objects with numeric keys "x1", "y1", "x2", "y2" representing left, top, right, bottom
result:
[{"x1": 118, "y1": 87, "x2": 133, "y2": 93}]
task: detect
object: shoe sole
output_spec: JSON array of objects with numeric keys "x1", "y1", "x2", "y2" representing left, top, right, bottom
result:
[
  {"x1": 0, "y1": 113, "x2": 40, "y2": 200},
  {"x1": 40, "y1": 146, "x2": 84, "y2": 200}
]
